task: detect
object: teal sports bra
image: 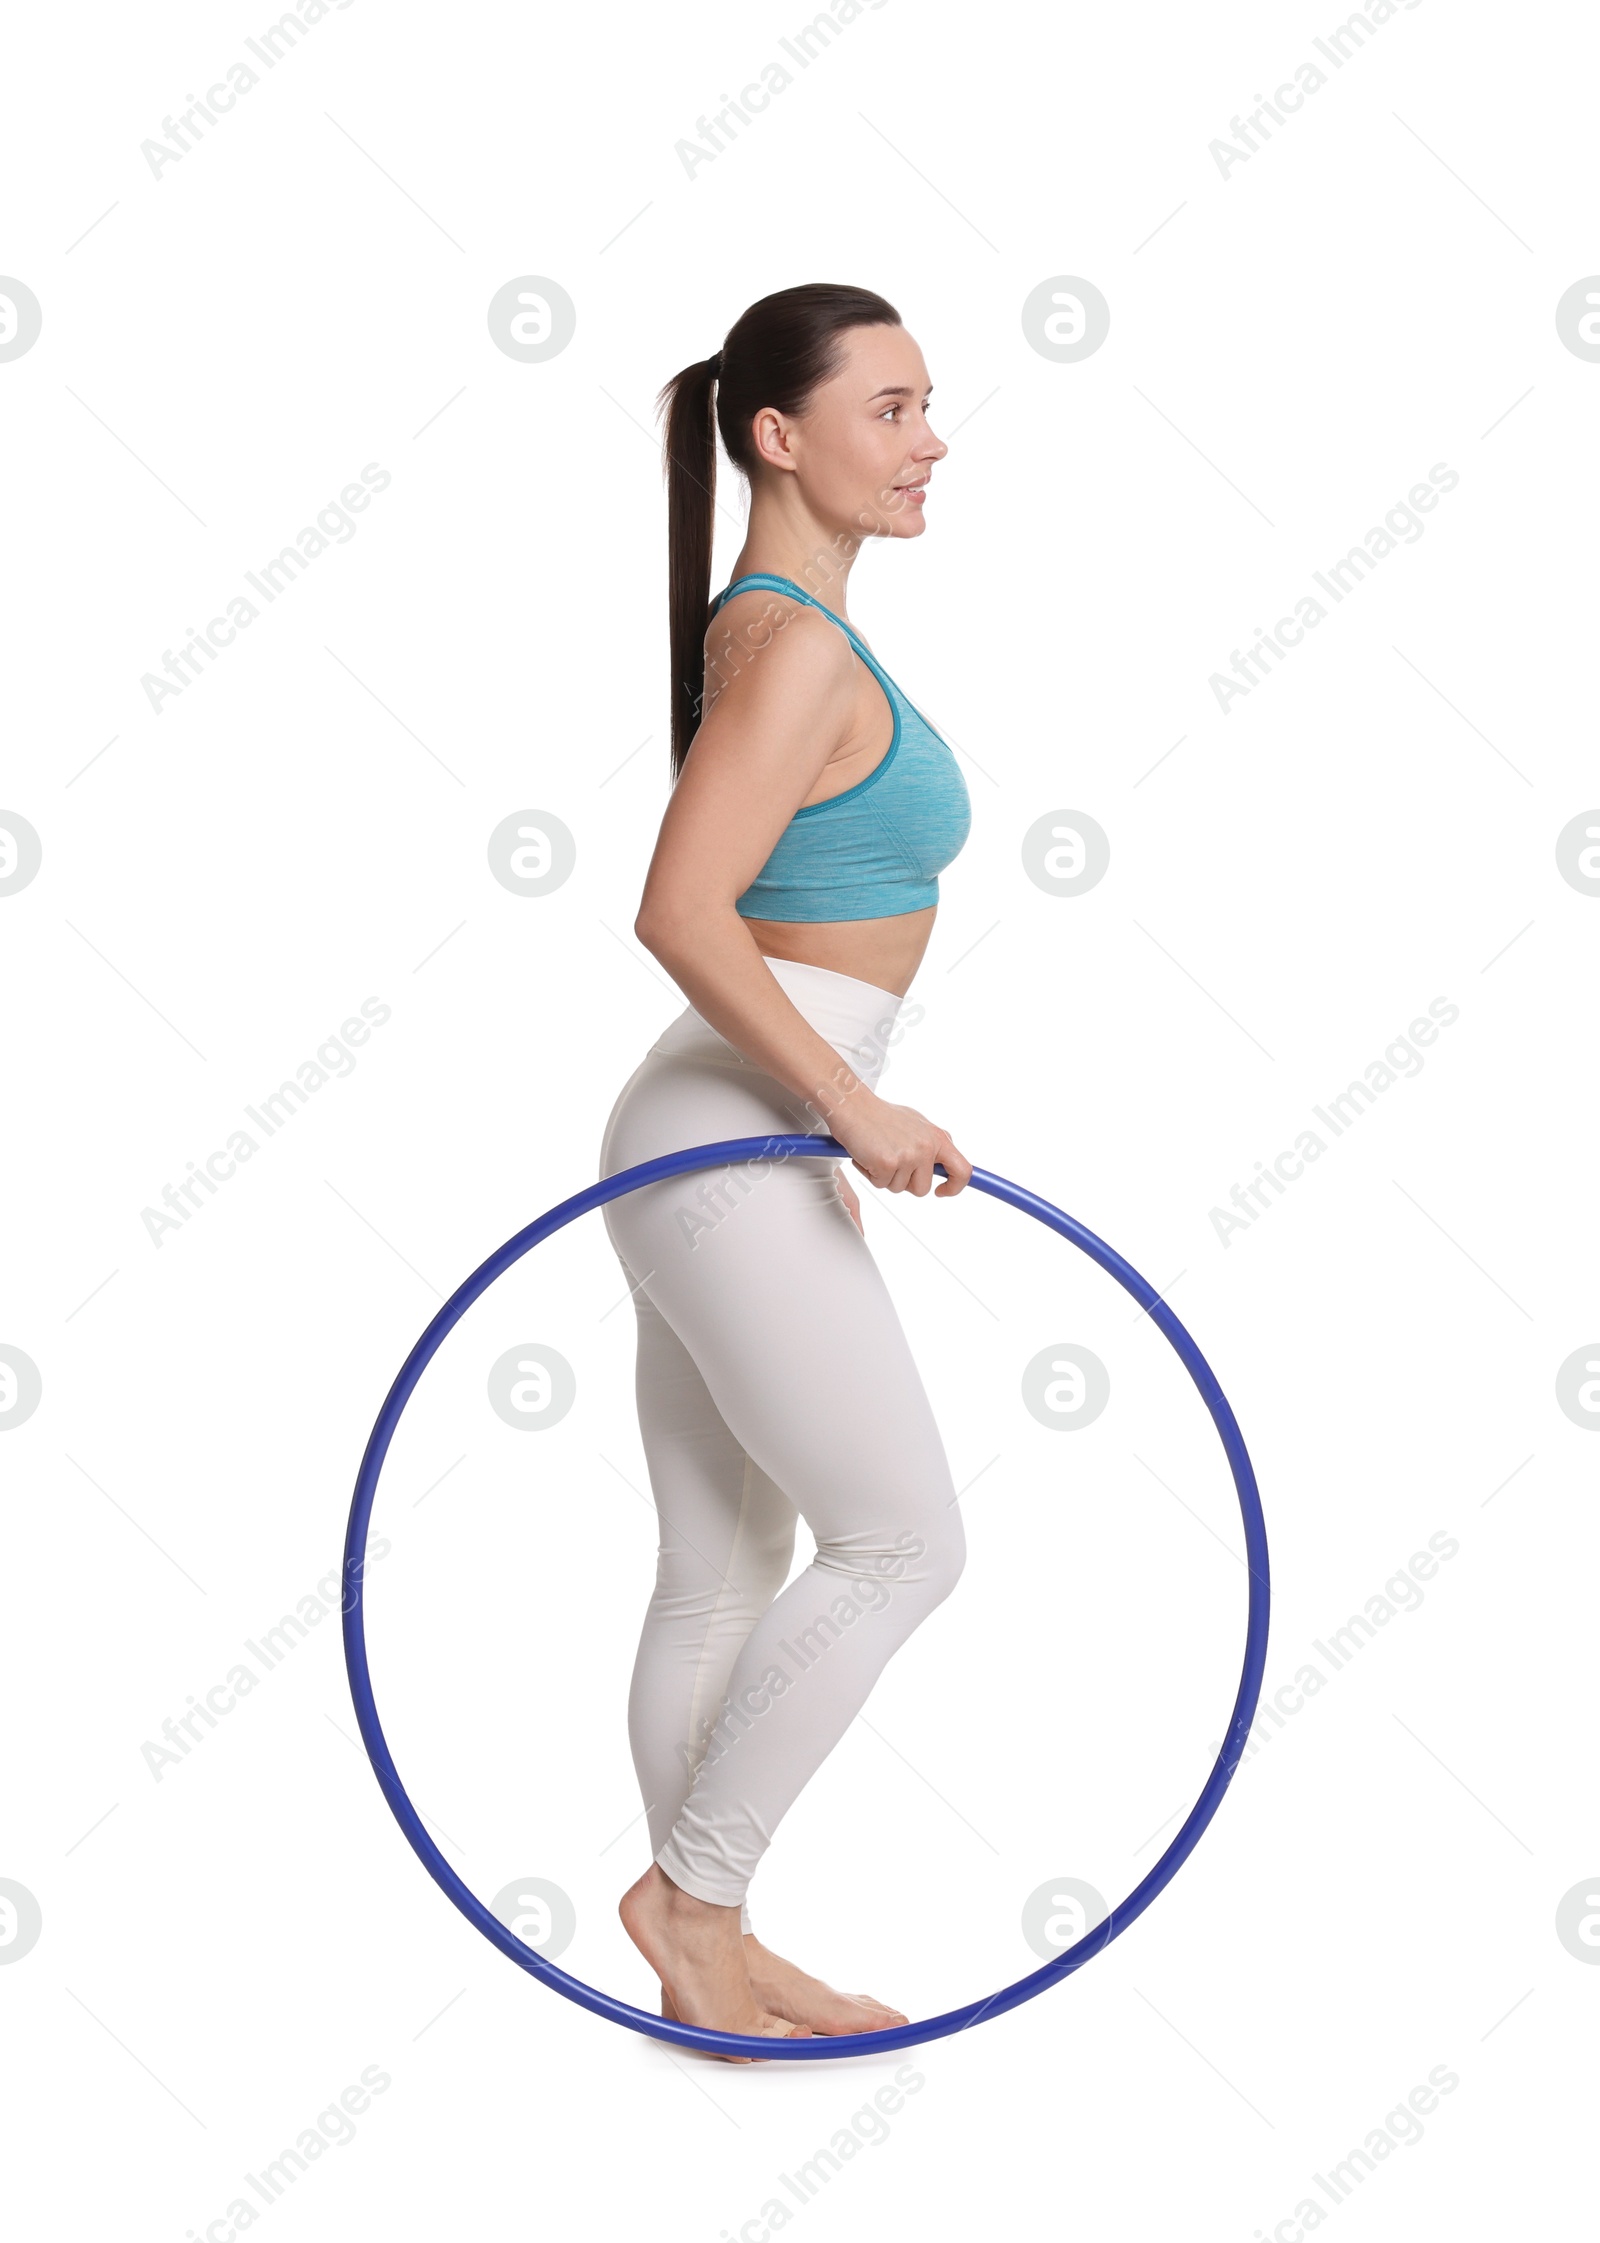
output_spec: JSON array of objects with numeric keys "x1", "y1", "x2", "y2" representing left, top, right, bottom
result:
[{"x1": 707, "y1": 572, "x2": 972, "y2": 924}]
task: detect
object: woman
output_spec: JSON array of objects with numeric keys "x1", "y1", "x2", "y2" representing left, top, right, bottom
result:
[{"x1": 601, "y1": 283, "x2": 974, "y2": 2057}]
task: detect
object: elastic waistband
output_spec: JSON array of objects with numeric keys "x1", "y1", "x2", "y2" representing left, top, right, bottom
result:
[{"x1": 648, "y1": 955, "x2": 907, "y2": 1090}]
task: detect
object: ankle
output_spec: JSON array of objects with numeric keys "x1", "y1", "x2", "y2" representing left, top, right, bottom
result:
[{"x1": 649, "y1": 1864, "x2": 740, "y2": 1927}]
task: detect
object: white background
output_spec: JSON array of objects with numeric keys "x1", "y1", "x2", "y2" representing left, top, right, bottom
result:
[{"x1": 3, "y1": 1, "x2": 1595, "y2": 2236}]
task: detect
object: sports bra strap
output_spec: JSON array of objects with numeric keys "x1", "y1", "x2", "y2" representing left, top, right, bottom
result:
[{"x1": 711, "y1": 573, "x2": 880, "y2": 667}]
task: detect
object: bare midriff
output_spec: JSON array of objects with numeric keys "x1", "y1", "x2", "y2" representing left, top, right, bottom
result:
[{"x1": 744, "y1": 905, "x2": 936, "y2": 1003}]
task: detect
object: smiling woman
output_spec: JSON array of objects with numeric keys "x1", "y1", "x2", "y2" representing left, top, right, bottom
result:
[{"x1": 595, "y1": 283, "x2": 978, "y2": 2056}]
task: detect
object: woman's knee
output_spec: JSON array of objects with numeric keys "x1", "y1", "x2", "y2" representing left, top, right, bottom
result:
[
  {"x1": 817, "y1": 1504, "x2": 966, "y2": 1615},
  {"x1": 738, "y1": 1510, "x2": 798, "y2": 1608},
  {"x1": 653, "y1": 1506, "x2": 794, "y2": 1619},
  {"x1": 902, "y1": 1505, "x2": 966, "y2": 1610}
]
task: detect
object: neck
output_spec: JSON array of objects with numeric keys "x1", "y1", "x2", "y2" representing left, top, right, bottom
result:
[{"x1": 729, "y1": 485, "x2": 863, "y2": 616}]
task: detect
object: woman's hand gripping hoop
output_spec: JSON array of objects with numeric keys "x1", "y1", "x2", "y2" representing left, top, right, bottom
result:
[{"x1": 341, "y1": 1138, "x2": 1270, "y2": 2060}]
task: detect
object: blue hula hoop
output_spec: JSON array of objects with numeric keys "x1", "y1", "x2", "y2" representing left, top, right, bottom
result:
[{"x1": 342, "y1": 1137, "x2": 1269, "y2": 2060}]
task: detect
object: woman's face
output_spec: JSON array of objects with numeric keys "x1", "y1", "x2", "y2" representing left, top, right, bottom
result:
[{"x1": 750, "y1": 323, "x2": 947, "y2": 540}]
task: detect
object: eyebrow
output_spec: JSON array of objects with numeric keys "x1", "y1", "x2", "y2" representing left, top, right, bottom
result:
[{"x1": 865, "y1": 384, "x2": 932, "y2": 401}]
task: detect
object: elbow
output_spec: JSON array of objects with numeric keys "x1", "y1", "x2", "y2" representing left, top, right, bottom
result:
[
  {"x1": 633, "y1": 903, "x2": 689, "y2": 964},
  {"x1": 635, "y1": 896, "x2": 739, "y2": 962},
  {"x1": 633, "y1": 905, "x2": 670, "y2": 959}
]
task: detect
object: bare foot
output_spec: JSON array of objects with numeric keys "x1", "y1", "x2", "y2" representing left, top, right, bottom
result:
[
  {"x1": 743, "y1": 1934, "x2": 908, "y2": 2035},
  {"x1": 660, "y1": 1940, "x2": 907, "y2": 2035},
  {"x1": 620, "y1": 1866, "x2": 811, "y2": 2062}
]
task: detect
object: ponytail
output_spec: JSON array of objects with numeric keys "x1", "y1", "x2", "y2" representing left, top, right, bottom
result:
[
  {"x1": 655, "y1": 353, "x2": 722, "y2": 780},
  {"x1": 655, "y1": 283, "x2": 900, "y2": 780}
]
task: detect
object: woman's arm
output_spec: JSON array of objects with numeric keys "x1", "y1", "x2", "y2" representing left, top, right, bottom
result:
[{"x1": 633, "y1": 604, "x2": 971, "y2": 1198}]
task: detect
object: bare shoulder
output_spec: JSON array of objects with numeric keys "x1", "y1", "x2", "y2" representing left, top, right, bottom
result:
[{"x1": 701, "y1": 584, "x2": 856, "y2": 730}]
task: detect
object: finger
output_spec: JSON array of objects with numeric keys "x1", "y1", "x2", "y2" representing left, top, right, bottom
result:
[{"x1": 934, "y1": 1139, "x2": 974, "y2": 1195}]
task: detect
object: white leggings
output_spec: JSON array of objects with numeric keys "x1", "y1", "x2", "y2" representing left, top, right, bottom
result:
[{"x1": 597, "y1": 956, "x2": 966, "y2": 1923}]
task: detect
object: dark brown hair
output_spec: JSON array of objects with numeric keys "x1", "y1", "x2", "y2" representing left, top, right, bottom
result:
[{"x1": 655, "y1": 282, "x2": 901, "y2": 778}]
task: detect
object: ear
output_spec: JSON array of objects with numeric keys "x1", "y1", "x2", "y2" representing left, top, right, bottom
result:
[{"x1": 750, "y1": 406, "x2": 800, "y2": 475}]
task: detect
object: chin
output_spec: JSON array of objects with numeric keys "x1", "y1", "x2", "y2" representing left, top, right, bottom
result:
[
  {"x1": 858, "y1": 486, "x2": 925, "y2": 538},
  {"x1": 867, "y1": 498, "x2": 925, "y2": 539}
]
